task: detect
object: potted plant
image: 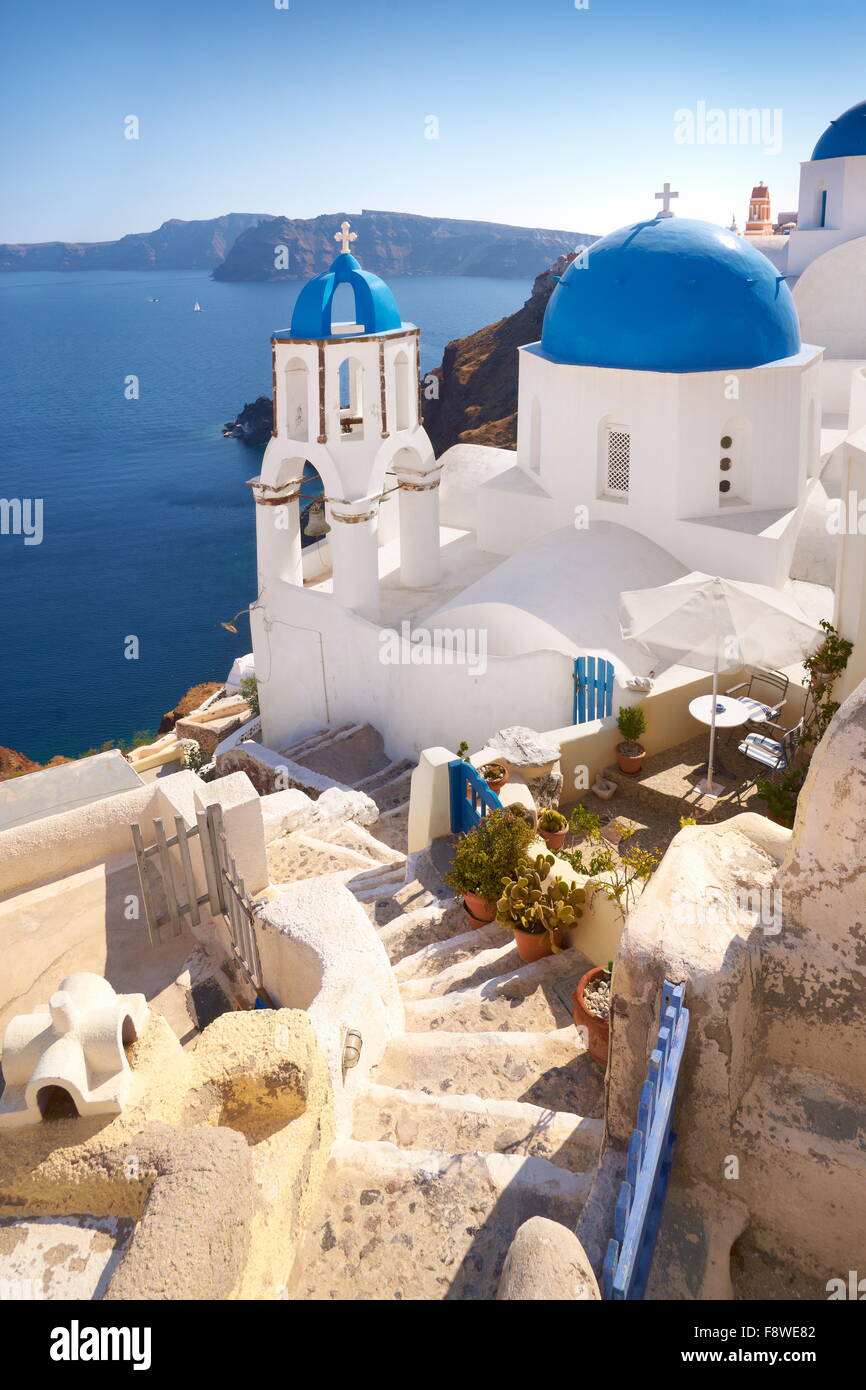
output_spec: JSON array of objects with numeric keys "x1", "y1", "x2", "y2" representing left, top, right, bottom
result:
[
  {"x1": 755, "y1": 770, "x2": 804, "y2": 829},
  {"x1": 616, "y1": 705, "x2": 647, "y2": 776},
  {"x1": 804, "y1": 619, "x2": 853, "y2": 694},
  {"x1": 496, "y1": 854, "x2": 585, "y2": 963},
  {"x1": 572, "y1": 960, "x2": 612, "y2": 1067},
  {"x1": 480, "y1": 761, "x2": 509, "y2": 793},
  {"x1": 444, "y1": 808, "x2": 535, "y2": 925},
  {"x1": 537, "y1": 807, "x2": 568, "y2": 850}
]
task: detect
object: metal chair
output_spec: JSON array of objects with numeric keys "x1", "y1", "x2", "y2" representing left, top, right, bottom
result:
[
  {"x1": 726, "y1": 667, "x2": 789, "y2": 730},
  {"x1": 737, "y1": 717, "x2": 804, "y2": 774}
]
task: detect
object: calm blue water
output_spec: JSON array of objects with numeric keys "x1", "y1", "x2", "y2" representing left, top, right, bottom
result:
[{"x1": 0, "y1": 270, "x2": 531, "y2": 760}]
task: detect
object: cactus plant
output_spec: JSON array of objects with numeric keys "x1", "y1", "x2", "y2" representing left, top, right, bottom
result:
[{"x1": 496, "y1": 854, "x2": 585, "y2": 953}]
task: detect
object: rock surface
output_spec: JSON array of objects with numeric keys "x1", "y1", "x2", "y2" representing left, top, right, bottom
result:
[
  {"x1": 423, "y1": 251, "x2": 590, "y2": 453},
  {"x1": 497, "y1": 1215, "x2": 601, "y2": 1300}
]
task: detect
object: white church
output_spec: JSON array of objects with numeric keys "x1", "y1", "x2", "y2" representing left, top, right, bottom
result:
[{"x1": 238, "y1": 104, "x2": 866, "y2": 761}]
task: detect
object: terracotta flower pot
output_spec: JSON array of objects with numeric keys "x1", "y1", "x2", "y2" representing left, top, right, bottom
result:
[
  {"x1": 513, "y1": 927, "x2": 554, "y2": 963},
  {"x1": 483, "y1": 767, "x2": 509, "y2": 794},
  {"x1": 616, "y1": 742, "x2": 646, "y2": 777},
  {"x1": 463, "y1": 892, "x2": 497, "y2": 926},
  {"x1": 572, "y1": 966, "x2": 611, "y2": 1067},
  {"x1": 539, "y1": 826, "x2": 568, "y2": 851}
]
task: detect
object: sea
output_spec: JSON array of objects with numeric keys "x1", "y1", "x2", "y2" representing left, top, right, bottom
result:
[{"x1": 0, "y1": 269, "x2": 532, "y2": 761}]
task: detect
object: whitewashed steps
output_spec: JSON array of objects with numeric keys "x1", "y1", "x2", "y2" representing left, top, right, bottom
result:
[
  {"x1": 402, "y1": 947, "x2": 589, "y2": 1034},
  {"x1": 286, "y1": 1138, "x2": 591, "y2": 1302},
  {"x1": 372, "y1": 1026, "x2": 604, "y2": 1117},
  {"x1": 353, "y1": 1084, "x2": 604, "y2": 1172}
]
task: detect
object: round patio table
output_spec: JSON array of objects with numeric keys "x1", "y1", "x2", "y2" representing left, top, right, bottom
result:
[{"x1": 688, "y1": 695, "x2": 753, "y2": 795}]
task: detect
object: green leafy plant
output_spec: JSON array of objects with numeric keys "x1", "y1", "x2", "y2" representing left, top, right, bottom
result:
[
  {"x1": 456, "y1": 741, "x2": 471, "y2": 763},
  {"x1": 538, "y1": 807, "x2": 568, "y2": 832},
  {"x1": 240, "y1": 674, "x2": 260, "y2": 717},
  {"x1": 444, "y1": 809, "x2": 536, "y2": 903},
  {"x1": 755, "y1": 769, "x2": 805, "y2": 829},
  {"x1": 756, "y1": 620, "x2": 853, "y2": 826},
  {"x1": 496, "y1": 853, "x2": 585, "y2": 951},
  {"x1": 569, "y1": 801, "x2": 603, "y2": 841},
  {"x1": 679, "y1": 815, "x2": 697, "y2": 827},
  {"x1": 616, "y1": 704, "x2": 647, "y2": 749},
  {"x1": 560, "y1": 815, "x2": 662, "y2": 922},
  {"x1": 180, "y1": 739, "x2": 204, "y2": 774}
]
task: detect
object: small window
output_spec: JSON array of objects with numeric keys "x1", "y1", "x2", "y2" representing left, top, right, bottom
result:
[
  {"x1": 720, "y1": 435, "x2": 733, "y2": 449},
  {"x1": 606, "y1": 428, "x2": 630, "y2": 496},
  {"x1": 720, "y1": 458, "x2": 732, "y2": 471},
  {"x1": 719, "y1": 479, "x2": 731, "y2": 494}
]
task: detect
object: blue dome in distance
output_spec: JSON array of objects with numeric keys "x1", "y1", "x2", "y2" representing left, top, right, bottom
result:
[
  {"x1": 290, "y1": 222, "x2": 403, "y2": 338},
  {"x1": 811, "y1": 99, "x2": 866, "y2": 160},
  {"x1": 540, "y1": 217, "x2": 801, "y2": 374}
]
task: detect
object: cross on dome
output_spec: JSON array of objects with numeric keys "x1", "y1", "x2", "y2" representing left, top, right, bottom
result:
[
  {"x1": 335, "y1": 220, "x2": 358, "y2": 255},
  {"x1": 655, "y1": 183, "x2": 679, "y2": 218}
]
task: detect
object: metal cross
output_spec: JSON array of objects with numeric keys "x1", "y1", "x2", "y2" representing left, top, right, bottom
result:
[
  {"x1": 655, "y1": 183, "x2": 679, "y2": 218},
  {"x1": 335, "y1": 220, "x2": 358, "y2": 254}
]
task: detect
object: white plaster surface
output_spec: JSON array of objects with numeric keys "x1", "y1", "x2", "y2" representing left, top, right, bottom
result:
[{"x1": 0, "y1": 1215, "x2": 132, "y2": 1301}]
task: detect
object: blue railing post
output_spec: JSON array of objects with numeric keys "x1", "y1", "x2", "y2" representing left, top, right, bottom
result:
[
  {"x1": 602, "y1": 979, "x2": 689, "y2": 1300},
  {"x1": 448, "y1": 759, "x2": 503, "y2": 834}
]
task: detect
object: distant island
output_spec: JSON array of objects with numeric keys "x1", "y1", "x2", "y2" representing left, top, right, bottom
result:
[
  {"x1": 0, "y1": 214, "x2": 271, "y2": 272},
  {"x1": 214, "y1": 209, "x2": 595, "y2": 281},
  {"x1": 1, "y1": 209, "x2": 596, "y2": 280}
]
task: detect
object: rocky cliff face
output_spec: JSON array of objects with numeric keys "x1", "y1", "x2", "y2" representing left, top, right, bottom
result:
[
  {"x1": 0, "y1": 214, "x2": 270, "y2": 272},
  {"x1": 423, "y1": 251, "x2": 578, "y2": 453},
  {"x1": 213, "y1": 209, "x2": 594, "y2": 282}
]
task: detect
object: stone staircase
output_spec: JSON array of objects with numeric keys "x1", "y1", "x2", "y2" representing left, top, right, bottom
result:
[{"x1": 262, "y1": 726, "x2": 605, "y2": 1300}]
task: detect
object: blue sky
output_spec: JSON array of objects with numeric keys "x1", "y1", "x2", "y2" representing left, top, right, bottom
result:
[{"x1": 3, "y1": 0, "x2": 865, "y2": 243}]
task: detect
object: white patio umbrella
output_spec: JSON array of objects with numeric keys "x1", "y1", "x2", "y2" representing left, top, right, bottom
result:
[{"x1": 618, "y1": 573, "x2": 822, "y2": 796}]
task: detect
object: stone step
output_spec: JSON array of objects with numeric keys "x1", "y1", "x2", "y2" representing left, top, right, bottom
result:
[
  {"x1": 265, "y1": 831, "x2": 380, "y2": 885},
  {"x1": 373, "y1": 1027, "x2": 605, "y2": 1117},
  {"x1": 399, "y1": 939, "x2": 521, "y2": 1000},
  {"x1": 393, "y1": 919, "x2": 507, "y2": 983},
  {"x1": 323, "y1": 821, "x2": 407, "y2": 868},
  {"x1": 353, "y1": 758, "x2": 414, "y2": 795},
  {"x1": 286, "y1": 1137, "x2": 591, "y2": 1301},
  {"x1": 402, "y1": 947, "x2": 590, "y2": 1034},
  {"x1": 292, "y1": 723, "x2": 389, "y2": 784},
  {"x1": 376, "y1": 898, "x2": 466, "y2": 961},
  {"x1": 353, "y1": 1083, "x2": 604, "y2": 1172},
  {"x1": 367, "y1": 769, "x2": 414, "y2": 814},
  {"x1": 365, "y1": 802, "x2": 410, "y2": 854},
  {"x1": 732, "y1": 1063, "x2": 866, "y2": 1276},
  {"x1": 280, "y1": 722, "x2": 358, "y2": 762}
]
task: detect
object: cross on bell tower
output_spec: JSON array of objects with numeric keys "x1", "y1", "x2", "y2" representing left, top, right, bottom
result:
[
  {"x1": 655, "y1": 182, "x2": 679, "y2": 218},
  {"x1": 335, "y1": 220, "x2": 358, "y2": 255}
]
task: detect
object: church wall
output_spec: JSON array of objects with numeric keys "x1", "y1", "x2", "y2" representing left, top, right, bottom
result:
[
  {"x1": 788, "y1": 155, "x2": 866, "y2": 276},
  {"x1": 254, "y1": 576, "x2": 572, "y2": 761}
]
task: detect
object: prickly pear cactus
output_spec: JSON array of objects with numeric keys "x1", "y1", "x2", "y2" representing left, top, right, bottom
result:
[{"x1": 496, "y1": 853, "x2": 585, "y2": 951}]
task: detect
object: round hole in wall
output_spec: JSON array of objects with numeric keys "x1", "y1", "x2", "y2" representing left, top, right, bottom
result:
[
  {"x1": 719, "y1": 479, "x2": 731, "y2": 494},
  {"x1": 720, "y1": 435, "x2": 733, "y2": 449},
  {"x1": 720, "y1": 458, "x2": 732, "y2": 471}
]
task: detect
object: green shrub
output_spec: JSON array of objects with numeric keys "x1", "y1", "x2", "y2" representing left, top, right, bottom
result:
[
  {"x1": 444, "y1": 808, "x2": 535, "y2": 902},
  {"x1": 616, "y1": 704, "x2": 646, "y2": 745},
  {"x1": 240, "y1": 674, "x2": 260, "y2": 717}
]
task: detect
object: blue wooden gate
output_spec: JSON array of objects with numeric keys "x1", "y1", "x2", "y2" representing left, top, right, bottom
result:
[
  {"x1": 448, "y1": 759, "x2": 503, "y2": 834},
  {"x1": 573, "y1": 656, "x2": 615, "y2": 724},
  {"x1": 603, "y1": 980, "x2": 689, "y2": 1300}
]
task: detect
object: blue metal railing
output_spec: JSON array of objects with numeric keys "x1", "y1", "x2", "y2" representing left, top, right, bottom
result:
[
  {"x1": 448, "y1": 759, "x2": 503, "y2": 834},
  {"x1": 573, "y1": 655, "x2": 615, "y2": 724},
  {"x1": 603, "y1": 980, "x2": 689, "y2": 1300}
]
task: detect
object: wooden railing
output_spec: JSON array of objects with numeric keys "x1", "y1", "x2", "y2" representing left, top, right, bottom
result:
[
  {"x1": 603, "y1": 980, "x2": 689, "y2": 1300},
  {"x1": 448, "y1": 759, "x2": 503, "y2": 834}
]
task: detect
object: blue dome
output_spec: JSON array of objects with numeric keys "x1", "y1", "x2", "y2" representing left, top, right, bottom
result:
[
  {"x1": 812, "y1": 99, "x2": 866, "y2": 160},
  {"x1": 290, "y1": 251, "x2": 403, "y2": 338},
  {"x1": 540, "y1": 217, "x2": 801, "y2": 374}
]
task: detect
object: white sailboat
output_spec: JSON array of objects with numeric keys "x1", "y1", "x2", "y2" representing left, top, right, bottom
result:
[{"x1": 193, "y1": 300, "x2": 202, "y2": 312}]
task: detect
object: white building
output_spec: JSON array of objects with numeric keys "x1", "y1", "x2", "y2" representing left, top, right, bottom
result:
[
  {"x1": 755, "y1": 99, "x2": 866, "y2": 414},
  {"x1": 246, "y1": 212, "x2": 837, "y2": 760}
]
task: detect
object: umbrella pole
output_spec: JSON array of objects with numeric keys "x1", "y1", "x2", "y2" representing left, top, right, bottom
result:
[{"x1": 705, "y1": 662, "x2": 720, "y2": 796}]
